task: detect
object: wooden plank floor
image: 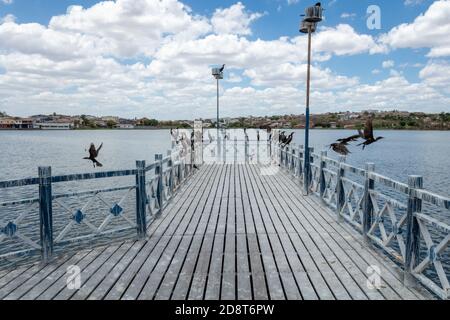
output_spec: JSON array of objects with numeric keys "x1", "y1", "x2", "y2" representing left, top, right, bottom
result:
[{"x1": 0, "y1": 164, "x2": 433, "y2": 300}]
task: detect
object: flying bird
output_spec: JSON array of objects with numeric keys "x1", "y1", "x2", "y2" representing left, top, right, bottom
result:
[
  {"x1": 330, "y1": 142, "x2": 350, "y2": 156},
  {"x1": 336, "y1": 134, "x2": 360, "y2": 145},
  {"x1": 84, "y1": 143, "x2": 103, "y2": 168},
  {"x1": 357, "y1": 118, "x2": 384, "y2": 149}
]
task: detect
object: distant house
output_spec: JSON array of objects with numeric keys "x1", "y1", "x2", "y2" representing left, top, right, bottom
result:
[
  {"x1": 330, "y1": 122, "x2": 337, "y2": 129},
  {"x1": 34, "y1": 122, "x2": 74, "y2": 130},
  {"x1": 0, "y1": 117, "x2": 33, "y2": 129},
  {"x1": 116, "y1": 123, "x2": 134, "y2": 129},
  {"x1": 101, "y1": 116, "x2": 119, "y2": 122},
  {"x1": 0, "y1": 118, "x2": 15, "y2": 129}
]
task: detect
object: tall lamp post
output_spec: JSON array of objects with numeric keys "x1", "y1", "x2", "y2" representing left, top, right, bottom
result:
[
  {"x1": 212, "y1": 65, "x2": 225, "y2": 140},
  {"x1": 300, "y1": 3, "x2": 323, "y2": 195}
]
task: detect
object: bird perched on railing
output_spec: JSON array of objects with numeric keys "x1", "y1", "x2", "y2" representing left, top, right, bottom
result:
[
  {"x1": 281, "y1": 132, "x2": 294, "y2": 147},
  {"x1": 219, "y1": 64, "x2": 225, "y2": 72},
  {"x1": 279, "y1": 131, "x2": 286, "y2": 144},
  {"x1": 84, "y1": 143, "x2": 103, "y2": 168},
  {"x1": 279, "y1": 131, "x2": 294, "y2": 147}
]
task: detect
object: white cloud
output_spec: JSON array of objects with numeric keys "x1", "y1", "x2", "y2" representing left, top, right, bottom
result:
[
  {"x1": 0, "y1": 14, "x2": 15, "y2": 23},
  {"x1": 404, "y1": 0, "x2": 425, "y2": 6},
  {"x1": 381, "y1": 0, "x2": 450, "y2": 57},
  {"x1": 49, "y1": 0, "x2": 211, "y2": 58},
  {"x1": 1, "y1": 0, "x2": 13, "y2": 5},
  {"x1": 341, "y1": 13, "x2": 356, "y2": 19},
  {"x1": 243, "y1": 63, "x2": 359, "y2": 89},
  {"x1": 211, "y1": 2, "x2": 263, "y2": 36},
  {"x1": 312, "y1": 24, "x2": 387, "y2": 55},
  {"x1": 372, "y1": 69, "x2": 381, "y2": 74},
  {"x1": 419, "y1": 61, "x2": 450, "y2": 93},
  {"x1": 382, "y1": 60, "x2": 395, "y2": 68},
  {"x1": 0, "y1": 0, "x2": 448, "y2": 119}
]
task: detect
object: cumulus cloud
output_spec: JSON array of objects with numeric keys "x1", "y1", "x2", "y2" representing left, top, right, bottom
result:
[
  {"x1": 382, "y1": 60, "x2": 395, "y2": 68},
  {"x1": 381, "y1": 0, "x2": 450, "y2": 57},
  {"x1": 340, "y1": 13, "x2": 356, "y2": 19},
  {"x1": 0, "y1": 14, "x2": 15, "y2": 23},
  {"x1": 0, "y1": 0, "x2": 448, "y2": 119},
  {"x1": 211, "y1": 2, "x2": 263, "y2": 35},
  {"x1": 1, "y1": 0, "x2": 13, "y2": 5}
]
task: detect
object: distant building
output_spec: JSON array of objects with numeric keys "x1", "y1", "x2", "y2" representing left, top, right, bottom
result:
[
  {"x1": 34, "y1": 122, "x2": 74, "y2": 130},
  {"x1": 0, "y1": 117, "x2": 33, "y2": 129},
  {"x1": 330, "y1": 122, "x2": 337, "y2": 129},
  {"x1": 101, "y1": 116, "x2": 119, "y2": 122},
  {"x1": 116, "y1": 123, "x2": 134, "y2": 129},
  {"x1": 14, "y1": 118, "x2": 33, "y2": 129},
  {"x1": 0, "y1": 118, "x2": 15, "y2": 129}
]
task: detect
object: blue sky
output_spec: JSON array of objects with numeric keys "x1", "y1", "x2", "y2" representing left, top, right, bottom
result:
[{"x1": 0, "y1": 0, "x2": 449, "y2": 119}]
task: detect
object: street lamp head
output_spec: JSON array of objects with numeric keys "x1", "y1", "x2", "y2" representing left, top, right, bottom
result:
[
  {"x1": 299, "y1": 20, "x2": 317, "y2": 33},
  {"x1": 303, "y1": 4, "x2": 323, "y2": 23},
  {"x1": 212, "y1": 66, "x2": 224, "y2": 80}
]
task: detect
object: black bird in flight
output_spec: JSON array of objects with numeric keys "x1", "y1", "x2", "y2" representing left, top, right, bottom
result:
[
  {"x1": 84, "y1": 143, "x2": 103, "y2": 168},
  {"x1": 357, "y1": 118, "x2": 384, "y2": 149},
  {"x1": 219, "y1": 64, "x2": 225, "y2": 72},
  {"x1": 330, "y1": 142, "x2": 350, "y2": 156}
]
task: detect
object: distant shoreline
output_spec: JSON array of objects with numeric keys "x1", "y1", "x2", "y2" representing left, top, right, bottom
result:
[{"x1": 1, "y1": 127, "x2": 450, "y2": 132}]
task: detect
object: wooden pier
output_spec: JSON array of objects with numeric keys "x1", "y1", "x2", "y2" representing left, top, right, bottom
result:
[
  {"x1": 0, "y1": 163, "x2": 434, "y2": 300},
  {"x1": 0, "y1": 132, "x2": 449, "y2": 300}
]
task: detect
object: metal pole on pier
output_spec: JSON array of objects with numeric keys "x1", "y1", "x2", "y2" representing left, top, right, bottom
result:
[
  {"x1": 212, "y1": 65, "x2": 225, "y2": 157},
  {"x1": 299, "y1": 3, "x2": 322, "y2": 195}
]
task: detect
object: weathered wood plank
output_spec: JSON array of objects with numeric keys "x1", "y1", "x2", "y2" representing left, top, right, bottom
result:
[
  {"x1": 105, "y1": 165, "x2": 215, "y2": 300},
  {"x1": 11, "y1": 250, "x2": 91, "y2": 300}
]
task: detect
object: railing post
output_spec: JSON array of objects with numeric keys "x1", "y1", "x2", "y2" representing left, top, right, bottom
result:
[
  {"x1": 304, "y1": 147, "x2": 314, "y2": 195},
  {"x1": 167, "y1": 150, "x2": 174, "y2": 193},
  {"x1": 245, "y1": 136, "x2": 249, "y2": 162},
  {"x1": 279, "y1": 145, "x2": 283, "y2": 167},
  {"x1": 38, "y1": 166, "x2": 53, "y2": 262},
  {"x1": 335, "y1": 156, "x2": 345, "y2": 222},
  {"x1": 223, "y1": 134, "x2": 226, "y2": 163},
  {"x1": 291, "y1": 147, "x2": 296, "y2": 174},
  {"x1": 190, "y1": 141, "x2": 194, "y2": 172},
  {"x1": 319, "y1": 150, "x2": 327, "y2": 201},
  {"x1": 155, "y1": 154, "x2": 164, "y2": 214},
  {"x1": 285, "y1": 146, "x2": 289, "y2": 169},
  {"x1": 363, "y1": 163, "x2": 375, "y2": 243},
  {"x1": 298, "y1": 145, "x2": 303, "y2": 178},
  {"x1": 135, "y1": 160, "x2": 147, "y2": 239},
  {"x1": 177, "y1": 152, "x2": 183, "y2": 185},
  {"x1": 234, "y1": 136, "x2": 237, "y2": 163},
  {"x1": 404, "y1": 175, "x2": 423, "y2": 287}
]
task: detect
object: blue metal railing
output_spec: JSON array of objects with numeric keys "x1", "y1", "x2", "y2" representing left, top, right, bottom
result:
[
  {"x1": 0, "y1": 146, "x2": 196, "y2": 263},
  {"x1": 273, "y1": 142, "x2": 450, "y2": 299}
]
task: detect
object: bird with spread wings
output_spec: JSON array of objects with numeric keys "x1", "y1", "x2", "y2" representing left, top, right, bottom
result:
[
  {"x1": 329, "y1": 118, "x2": 384, "y2": 155},
  {"x1": 83, "y1": 143, "x2": 103, "y2": 168}
]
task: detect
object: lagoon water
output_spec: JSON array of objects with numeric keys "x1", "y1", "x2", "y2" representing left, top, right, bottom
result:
[
  {"x1": 0, "y1": 128, "x2": 449, "y2": 272},
  {"x1": 1, "y1": 129, "x2": 448, "y2": 196}
]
